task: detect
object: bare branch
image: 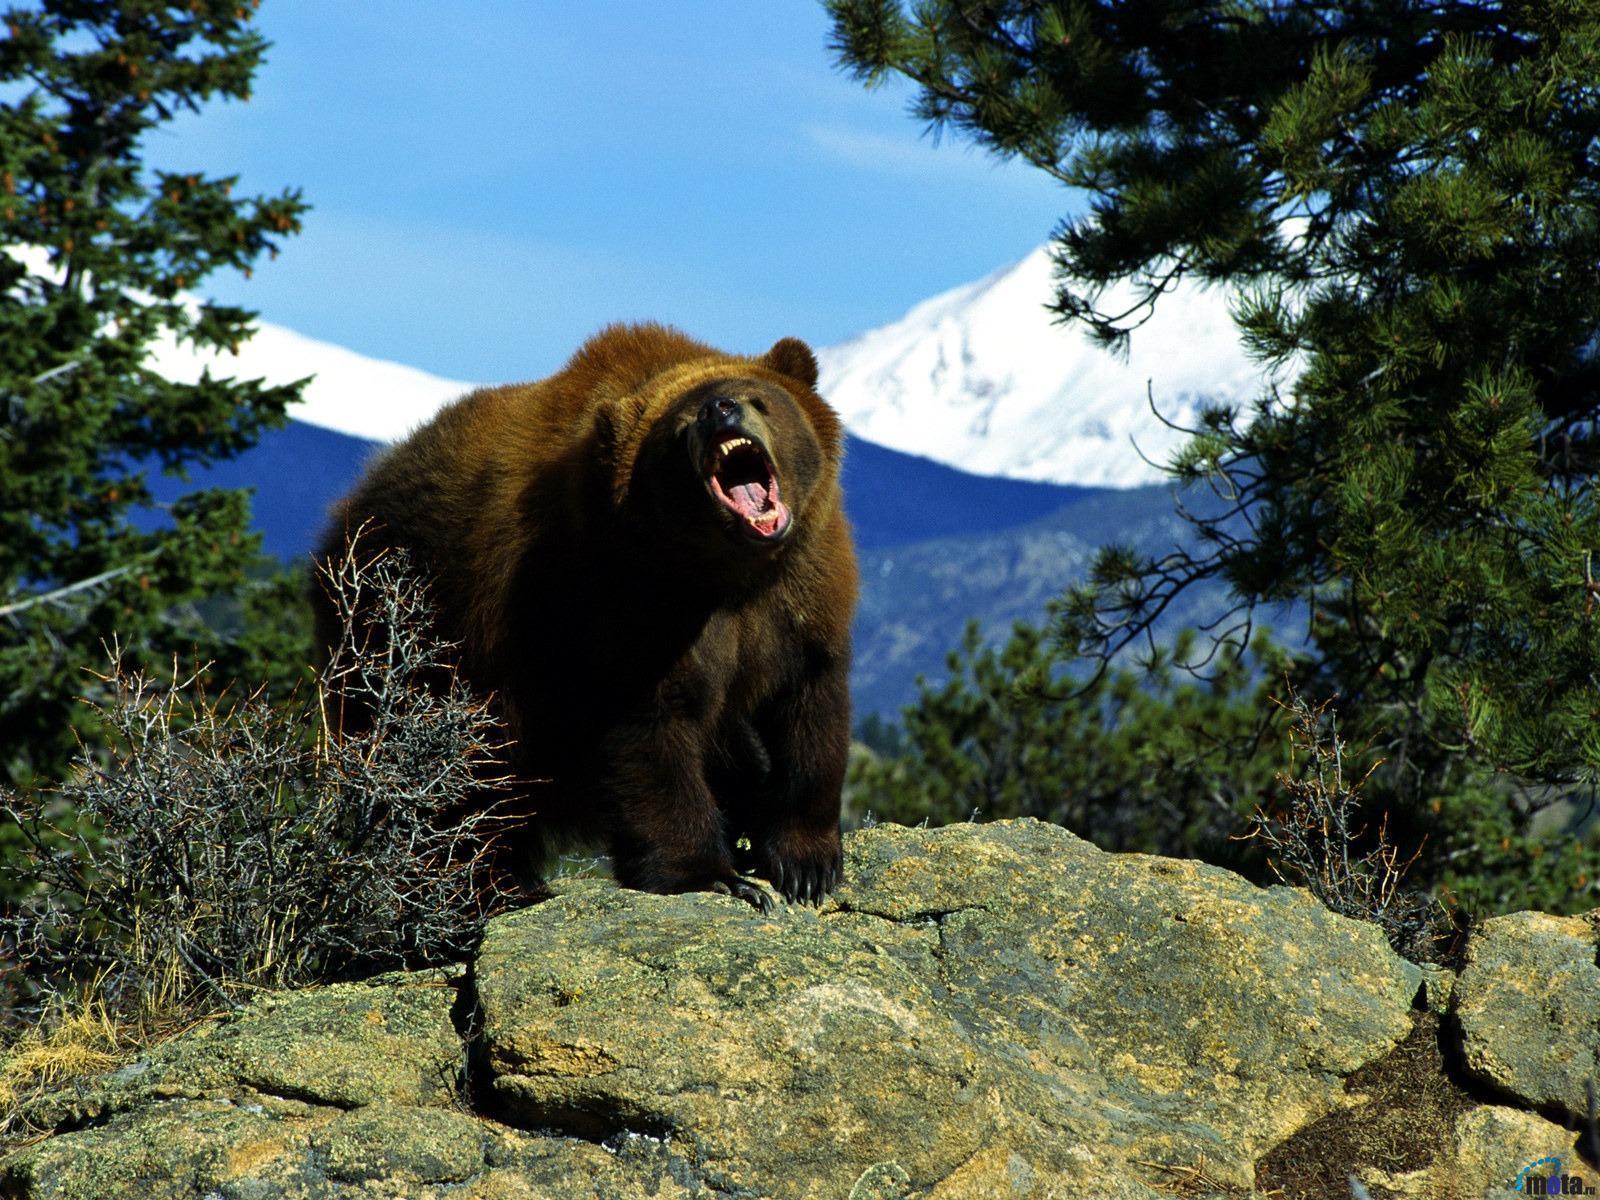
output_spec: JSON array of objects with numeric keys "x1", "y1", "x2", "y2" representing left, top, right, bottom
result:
[
  {"x1": 0, "y1": 561, "x2": 149, "y2": 621},
  {"x1": 1, "y1": 536, "x2": 521, "y2": 1023}
]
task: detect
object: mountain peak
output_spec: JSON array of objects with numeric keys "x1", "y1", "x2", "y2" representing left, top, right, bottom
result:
[{"x1": 814, "y1": 246, "x2": 1270, "y2": 488}]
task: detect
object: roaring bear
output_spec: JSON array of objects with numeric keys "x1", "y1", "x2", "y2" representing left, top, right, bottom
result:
[{"x1": 311, "y1": 323, "x2": 857, "y2": 911}]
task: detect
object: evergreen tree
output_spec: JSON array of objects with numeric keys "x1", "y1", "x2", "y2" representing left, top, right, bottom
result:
[
  {"x1": 829, "y1": 1, "x2": 1600, "y2": 911},
  {"x1": 0, "y1": 1, "x2": 308, "y2": 788},
  {"x1": 850, "y1": 622, "x2": 1293, "y2": 872}
]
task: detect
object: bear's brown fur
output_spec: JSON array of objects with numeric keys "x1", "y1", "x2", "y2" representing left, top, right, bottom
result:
[{"x1": 311, "y1": 323, "x2": 857, "y2": 910}]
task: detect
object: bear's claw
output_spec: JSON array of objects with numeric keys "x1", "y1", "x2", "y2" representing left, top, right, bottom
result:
[
  {"x1": 763, "y1": 844, "x2": 842, "y2": 907},
  {"x1": 712, "y1": 876, "x2": 774, "y2": 914}
]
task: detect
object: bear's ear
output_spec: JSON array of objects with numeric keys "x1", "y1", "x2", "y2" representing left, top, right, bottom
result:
[
  {"x1": 763, "y1": 337, "x2": 818, "y2": 389},
  {"x1": 590, "y1": 393, "x2": 650, "y2": 502},
  {"x1": 592, "y1": 403, "x2": 619, "y2": 462}
]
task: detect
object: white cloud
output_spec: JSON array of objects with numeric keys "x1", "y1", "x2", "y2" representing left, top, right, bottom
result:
[{"x1": 800, "y1": 122, "x2": 1033, "y2": 186}]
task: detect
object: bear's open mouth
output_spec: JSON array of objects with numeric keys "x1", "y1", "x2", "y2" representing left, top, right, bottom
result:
[{"x1": 706, "y1": 433, "x2": 791, "y2": 541}]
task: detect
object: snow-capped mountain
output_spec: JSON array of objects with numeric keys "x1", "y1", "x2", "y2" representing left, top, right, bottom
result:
[
  {"x1": 816, "y1": 246, "x2": 1268, "y2": 488},
  {"x1": 144, "y1": 305, "x2": 1098, "y2": 560},
  {"x1": 148, "y1": 319, "x2": 477, "y2": 444},
  {"x1": 2, "y1": 240, "x2": 469, "y2": 445},
  {"x1": 150, "y1": 244, "x2": 1265, "y2": 492}
]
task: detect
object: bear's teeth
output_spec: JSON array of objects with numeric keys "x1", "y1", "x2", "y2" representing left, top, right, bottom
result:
[{"x1": 717, "y1": 437, "x2": 753, "y2": 457}]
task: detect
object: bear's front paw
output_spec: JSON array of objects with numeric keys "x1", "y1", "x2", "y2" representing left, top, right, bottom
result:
[
  {"x1": 757, "y1": 828, "x2": 843, "y2": 906},
  {"x1": 711, "y1": 875, "x2": 775, "y2": 914},
  {"x1": 613, "y1": 843, "x2": 773, "y2": 911}
]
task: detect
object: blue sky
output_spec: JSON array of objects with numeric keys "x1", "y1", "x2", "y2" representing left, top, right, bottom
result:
[{"x1": 149, "y1": 3, "x2": 1072, "y2": 382}]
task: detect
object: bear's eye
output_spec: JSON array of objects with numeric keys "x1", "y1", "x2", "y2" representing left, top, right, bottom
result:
[{"x1": 749, "y1": 397, "x2": 768, "y2": 415}]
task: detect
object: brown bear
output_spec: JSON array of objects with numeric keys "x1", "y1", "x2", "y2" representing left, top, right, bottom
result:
[{"x1": 311, "y1": 323, "x2": 857, "y2": 911}]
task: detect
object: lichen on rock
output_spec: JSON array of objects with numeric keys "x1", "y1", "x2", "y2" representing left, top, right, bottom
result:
[
  {"x1": 472, "y1": 819, "x2": 1422, "y2": 1197},
  {"x1": 2, "y1": 819, "x2": 1591, "y2": 1200},
  {"x1": 1453, "y1": 908, "x2": 1600, "y2": 1120}
]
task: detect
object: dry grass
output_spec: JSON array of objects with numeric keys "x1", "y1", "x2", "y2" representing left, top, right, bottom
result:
[
  {"x1": 0, "y1": 1000, "x2": 121, "y2": 1112},
  {"x1": 1255, "y1": 1012, "x2": 1477, "y2": 1199},
  {"x1": 0, "y1": 975, "x2": 222, "y2": 1147}
]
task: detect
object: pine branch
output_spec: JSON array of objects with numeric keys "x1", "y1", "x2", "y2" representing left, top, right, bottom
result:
[{"x1": 0, "y1": 560, "x2": 151, "y2": 621}]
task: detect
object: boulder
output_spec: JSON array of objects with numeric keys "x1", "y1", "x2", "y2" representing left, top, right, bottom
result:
[
  {"x1": 1453, "y1": 908, "x2": 1600, "y2": 1120},
  {"x1": 474, "y1": 819, "x2": 1420, "y2": 1196},
  {"x1": 14, "y1": 818, "x2": 1577, "y2": 1200},
  {"x1": 12, "y1": 970, "x2": 465, "y2": 1136}
]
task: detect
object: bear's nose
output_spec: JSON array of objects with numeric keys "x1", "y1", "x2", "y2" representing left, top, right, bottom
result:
[{"x1": 699, "y1": 395, "x2": 742, "y2": 428}]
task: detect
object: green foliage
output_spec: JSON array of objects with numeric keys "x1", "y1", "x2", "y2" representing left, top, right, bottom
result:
[
  {"x1": 829, "y1": 1, "x2": 1600, "y2": 913},
  {"x1": 0, "y1": 1, "x2": 311, "y2": 791},
  {"x1": 852, "y1": 622, "x2": 1294, "y2": 869},
  {"x1": 856, "y1": 618, "x2": 1600, "y2": 915}
]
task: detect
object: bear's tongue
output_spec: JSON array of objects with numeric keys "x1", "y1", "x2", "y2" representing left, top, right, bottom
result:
[
  {"x1": 728, "y1": 481, "x2": 788, "y2": 536},
  {"x1": 714, "y1": 444, "x2": 789, "y2": 537},
  {"x1": 728, "y1": 479, "x2": 770, "y2": 513}
]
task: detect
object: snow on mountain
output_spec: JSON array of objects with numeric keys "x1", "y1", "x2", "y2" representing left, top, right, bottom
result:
[
  {"x1": 148, "y1": 321, "x2": 478, "y2": 443},
  {"x1": 814, "y1": 246, "x2": 1271, "y2": 488},
  {"x1": 148, "y1": 244, "x2": 1269, "y2": 490},
  {"x1": 0, "y1": 242, "x2": 473, "y2": 444}
]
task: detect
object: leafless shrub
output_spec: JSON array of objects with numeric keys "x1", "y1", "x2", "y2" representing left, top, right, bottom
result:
[
  {"x1": 1, "y1": 538, "x2": 516, "y2": 1021},
  {"x1": 1244, "y1": 687, "x2": 1446, "y2": 962}
]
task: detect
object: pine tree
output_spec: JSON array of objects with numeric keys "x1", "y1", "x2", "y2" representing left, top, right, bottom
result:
[
  {"x1": 829, "y1": 1, "x2": 1600, "y2": 911},
  {"x1": 0, "y1": 1, "x2": 309, "y2": 788},
  {"x1": 849, "y1": 622, "x2": 1293, "y2": 871}
]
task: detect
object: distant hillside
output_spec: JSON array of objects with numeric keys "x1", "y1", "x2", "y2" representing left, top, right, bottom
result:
[
  {"x1": 145, "y1": 418, "x2": 1096, "y2": 562},
  {"x1": 849, "y1": 483, "x2": 1285, "y2": 717},
  {"x1": 146, "y1": 421, "x2": 381, "y2": 562},
  {"x1": 838, "y1": 437, "x2": 1095, "y2": 550}
]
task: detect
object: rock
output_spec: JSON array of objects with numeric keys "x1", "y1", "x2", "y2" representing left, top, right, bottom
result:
[
  {"x1": 474, "y1": 819, "x2": 1421, "y2": 1197},
  {"x1": 1441, "y1": 1105, "x2": 1587, "y2": 1198},
  {"x1": 1, "y1": 1096, "x2": 718, "y2": 1200},
  {"x1": 13, "y1": 969, "x2": 466, "y2": 1135},
  {"x1": 1254, "y1": 1006, "x2": 1594, "y2": 1199},
  {"x1": 1453, "y1": 908, "x2": 1600, "y2": 1118},
  {"x1": 1356, "y1": 1104, "x2": 1587, "y2": 1198},
  {"x1": 2, "y1": 820, "x2": 1473, "y2": 1199},
  {"x1": 1416, "y1": 962, "x2": 1455, "y2": 1014}
]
